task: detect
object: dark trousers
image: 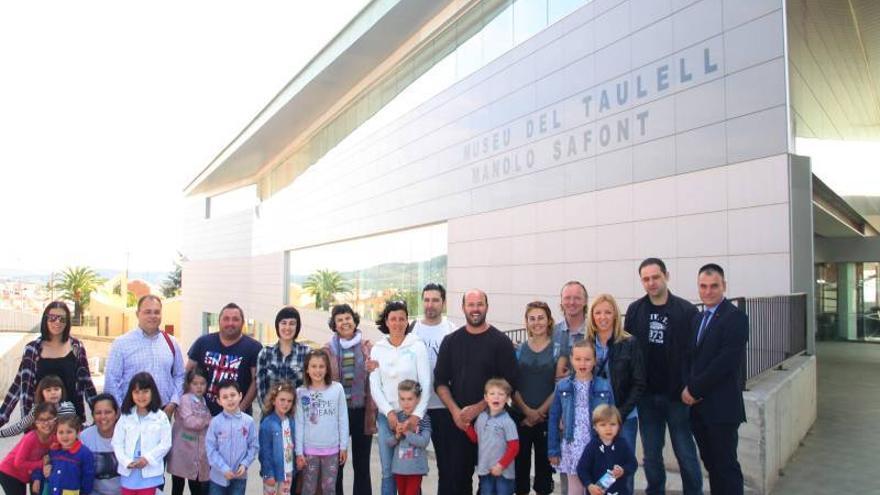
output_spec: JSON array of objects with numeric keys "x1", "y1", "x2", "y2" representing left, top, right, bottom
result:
[
  {"x1": 514, "y1": 421, "x2": 552, "y2": 494},
  {"x1": 336, "y1": 406, "x2": 373, "y2": 495},
  {"x1": 447, "y1": 420, "x2": 478, "y2": 495},
  {"x1": 428, "y1": 408, "x2": 457, "y2": 495},
  {"x1": 690, "y1": 412, "x2": 743, "y2": 495},
  {"x1": 0, "y1": 472, "x2": 26, "y2": 495},
  {"x1": 172, "y1": 476, "x2": 207, "y2": 495}
]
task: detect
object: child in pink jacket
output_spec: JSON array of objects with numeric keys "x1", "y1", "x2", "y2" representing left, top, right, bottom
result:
[{"x1": 167, "y1": 367, "x2": 212, "y2": 495}]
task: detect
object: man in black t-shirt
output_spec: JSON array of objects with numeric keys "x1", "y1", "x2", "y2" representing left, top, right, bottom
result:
[
  {"x1": 434, "y1": 289, "x2": 518, "y2": 495},
  {"x1": 186, "y1": 302, "x2": 263, "y2": 416},
  {"x1": 625, "y1": 258, "x2": 703, "y2": 495}
]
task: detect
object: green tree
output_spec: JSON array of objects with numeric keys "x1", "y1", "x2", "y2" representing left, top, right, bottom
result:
[
  {"x1": 161, "y1": 261, "x2": 182, "y2": 298},
  {"x1": 302, "y1": 269, "x2": 351, "y2": 311},
  {"x1": 56, "y1": 266, "x2": 105, "y2": 323}
]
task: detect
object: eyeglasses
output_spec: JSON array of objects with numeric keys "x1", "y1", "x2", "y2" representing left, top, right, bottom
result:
[
  {"x1": 47, "y1": 315, "x2": 68, "y2": 324},
  {"x1": 35, "y1": 417, "x2": 57, "y2": 425}
]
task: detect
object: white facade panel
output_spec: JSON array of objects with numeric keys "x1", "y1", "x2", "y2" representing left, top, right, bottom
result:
[{"x1": 184, "y1": 0, "x2": 792, "y2": 334}]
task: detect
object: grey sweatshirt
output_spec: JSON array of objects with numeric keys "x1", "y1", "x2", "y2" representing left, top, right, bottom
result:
[
  {"x1": 294, "y1": 382, "x2": 349, "y2": 455},
  {"x1": 386, "y1": 411, "x2": 432, "y2": 475}
]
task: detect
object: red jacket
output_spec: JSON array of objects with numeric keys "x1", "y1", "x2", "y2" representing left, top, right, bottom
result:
[{"x1": 0, "y1": 430, "x2": 53, "y2": 482}]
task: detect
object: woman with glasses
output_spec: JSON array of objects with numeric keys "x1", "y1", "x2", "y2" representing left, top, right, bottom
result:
[
  {"x1": 369, "y1": 300, "x2": 432, "y2": 495},
  {"x1": 324, "y1": 304, "x2": 378, "y2": 495},
  {"x1": 587, "y1": 294, "x2": 646, "y2": 459},
  {"x1": 0, "y1": 301, "x2": 97, "y2": 428}
]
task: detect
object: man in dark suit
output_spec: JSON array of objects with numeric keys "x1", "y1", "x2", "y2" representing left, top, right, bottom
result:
[{"x1": 682, "y1": 263, "x2": 748, "y2": 495}]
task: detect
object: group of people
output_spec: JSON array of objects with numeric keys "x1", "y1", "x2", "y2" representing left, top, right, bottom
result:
[{"x1": 0, "y1": 257, "x2": 750, "y2": 495}]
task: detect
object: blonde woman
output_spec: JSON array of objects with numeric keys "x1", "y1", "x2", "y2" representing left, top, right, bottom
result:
[{"x1": 586, "y1": 294, "x2": 645, "y2": 455}]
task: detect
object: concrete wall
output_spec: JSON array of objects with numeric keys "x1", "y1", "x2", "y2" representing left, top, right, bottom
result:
[
  {"x1": 180, "y1": 252, "x2": 284, "y2": 352},
  {"x1": 740, "y1": 355, "x2": 817, "y2": 494},
  {"x1": 815, "y1": 236, "x2": 880, "y2": 263},
  {"x1": 0, "y1": 333, "x2": 33, "y2": 418}
]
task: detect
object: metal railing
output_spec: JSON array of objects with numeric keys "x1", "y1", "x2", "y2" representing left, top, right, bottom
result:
[
  {"x1": 734, "y1": 293, "x2": 808, "y2": 382},
  {"x1": 503, "y1": 293, "x2": 808, "y2": 384},
  {"x1": 0, "y1": 308, "x2": 41, "y2": 332}
]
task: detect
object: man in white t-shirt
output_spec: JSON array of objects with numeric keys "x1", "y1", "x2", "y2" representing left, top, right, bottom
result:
[{"x1": 411, "y1": 283, "x2": 456, "y2": 495}]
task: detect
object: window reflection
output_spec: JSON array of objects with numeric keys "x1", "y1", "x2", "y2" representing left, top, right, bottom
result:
[
  {"x1": 261, "y1": 0, "x2": 589, "y2": 201},
  {"x1": 549, "y1": 0, "x2": 587, "y2": 23},
  {"x1": 514, "y1": 0, "x2": 549, "y2": 45},
  {"x1": 288, "y1": 223, "x2": 448, "y2": 321}
]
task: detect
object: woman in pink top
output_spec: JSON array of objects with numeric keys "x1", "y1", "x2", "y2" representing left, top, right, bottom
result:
[{"x1": 0, "y1": 403, "x2": 57, "y2": 495}]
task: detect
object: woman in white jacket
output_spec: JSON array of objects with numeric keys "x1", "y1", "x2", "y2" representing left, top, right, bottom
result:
[
  {"x1": 369, "y1": 300, "x2": 431, "y2": 495},
  {"x1": 111, "y1": 372, "x2": 173, "y2": 495}
]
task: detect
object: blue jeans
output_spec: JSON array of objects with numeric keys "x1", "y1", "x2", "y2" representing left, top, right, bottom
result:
[
  {"x1": 376, "y1": 414, "x2": 396, "y2": 495},
  {"x1": 208, "y1": 479, "x2": 246, "y2": 495},
  {"x1": 638, "y1": 393, "x2": 703, "y2": 495},
  {"x1": 620, "y1": 415, "x2": 639, "y2": 493},
  {"x1": 478, "y1": 475, "x2": 514, "y2": 495}
]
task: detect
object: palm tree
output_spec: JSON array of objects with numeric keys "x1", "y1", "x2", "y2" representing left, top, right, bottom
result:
[
  {"x1": 302, "y1": 269, "x2": 351, "y2": 311},
  {"x1": 55, "y1": 266, "x2": 105, "y2": 323}
]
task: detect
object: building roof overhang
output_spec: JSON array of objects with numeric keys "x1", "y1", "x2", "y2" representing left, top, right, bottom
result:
[{"x1": 184, "y1": 0, "x2": 451, "y2": 197}]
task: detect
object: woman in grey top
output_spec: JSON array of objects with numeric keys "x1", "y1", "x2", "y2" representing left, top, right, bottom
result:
[
  {"x1": 79, "y1": 393, "x2": 120, "y2": 495},
  {"x1": 512, "y1": 301, "x2": 565, "y2": 495}
]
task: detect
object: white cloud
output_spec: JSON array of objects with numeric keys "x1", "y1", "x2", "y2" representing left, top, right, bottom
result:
[{"x1": 0, "y1": 0, "x2": 369, "y2": 272}]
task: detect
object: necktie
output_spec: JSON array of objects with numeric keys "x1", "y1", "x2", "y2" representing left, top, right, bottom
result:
[{"x1": 696, "y1": 310, "x2": 711, "y2": 343}]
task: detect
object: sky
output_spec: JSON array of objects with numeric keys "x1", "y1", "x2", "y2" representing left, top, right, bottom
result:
[
  {"x1": 0, "y1": 0, "x2": 369, "y2": 274},
  {"x1": 797, "y1": 138, "x2": 880, "y2": 196},
  {"x1": 1, "y1": 2, "x2": 877, "y2": 275}
]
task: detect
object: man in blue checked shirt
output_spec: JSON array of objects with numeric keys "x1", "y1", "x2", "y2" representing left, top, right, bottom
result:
[{"x1": 104, "y1": 295, "x2": 186, "y2": 418}]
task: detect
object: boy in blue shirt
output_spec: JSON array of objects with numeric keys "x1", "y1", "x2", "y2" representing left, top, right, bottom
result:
[
  {"x1": 38, "y1": 416, "x2": 95, "y2": 495},
  {"x1": 206, "y1": 380, "x2": 259, "y2": 495},
  {"x1": 576, "y1": 405, "x2": 638, "y2": 495}
]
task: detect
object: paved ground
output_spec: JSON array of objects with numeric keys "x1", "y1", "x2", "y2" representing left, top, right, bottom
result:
[{"x1": 769, "y1": 341, "x2": 880, "y2": 494}]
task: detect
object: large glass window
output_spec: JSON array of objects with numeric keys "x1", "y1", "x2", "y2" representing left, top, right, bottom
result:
[
  {"x1": 260, "y1": 0, "x2": 592, "y2": 200},
  {"x1": 288, "y1": 223, "x2": 447, "y2": 322},
  {"x1": 816, "y1": 262, "x2": 880, "y2": 341}
]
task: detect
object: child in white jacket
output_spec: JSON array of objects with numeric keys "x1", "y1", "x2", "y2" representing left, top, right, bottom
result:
[
  {"x1": 368, "y1": 301, "x2": 432, "y2": 495},
  {"x1": 111, "y1": 372, "x2": 172, "y2": 495}
]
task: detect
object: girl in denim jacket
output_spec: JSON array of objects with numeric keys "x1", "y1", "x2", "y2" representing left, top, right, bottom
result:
[
  {"x1": 259, "y1": 380, "x2": 296, "y2": 495},
  {"x1": 548, "y1": 340, "x2": 597, "y2": 495}
]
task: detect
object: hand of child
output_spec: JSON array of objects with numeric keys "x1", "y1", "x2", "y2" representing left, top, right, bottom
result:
[
  {"x1": 395, "y1": 422, "x2": 407, "y2": 436},
  {"x1": 235, "y1": 465, "x2": 247, "y2": 478},
  {"x1": 264, "y1": 477, "x2": 276, "y2": 487},
  {"x1": 296, "y1": 456, "x2": 306, "y2": 471},
  {"x1": 611, "y1": 464, "x2": 624, "y2": 478},
  {"x1": 42, "y1": 463, "x2": 51, "y2": 477},
  {"x1": 405, "y1": 414, "x2": 421, "y2": 433},
  {"x1": 548, "y1": 456, "x2": 560, "y2": 467},
  {"x1": 587, "y1": 483, "x2": 605, "y2": 495},
  {"x1": 489, "y1": 463, "x2": 504, "y2": 476},
  {"x1": 339, "y1": 450, "x2": 348, "y2": 466},
  {"x1": 31, "y1": 481, "x2": 40, "y2": 494},
  {"x1": 387, "y1": 411, "x2": 399, "y2": 432},
  {"x1": 224, "y1": 471, "x2": 235, "y2": 480}
]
